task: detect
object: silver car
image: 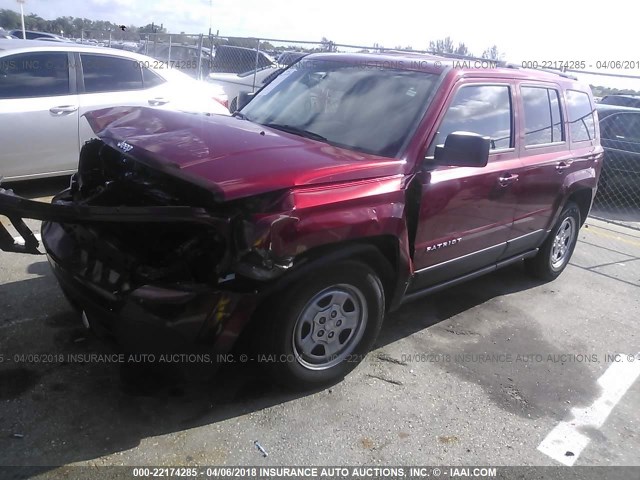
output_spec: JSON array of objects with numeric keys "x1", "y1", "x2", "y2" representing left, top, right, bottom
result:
[{"x1": 0, "y1": 40, "x2": 229, "y2": 182}]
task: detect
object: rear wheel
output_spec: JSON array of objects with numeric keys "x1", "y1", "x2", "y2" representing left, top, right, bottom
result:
[
  {"x1": 60, "y1": 286, "x2": 83, "y2": 313},
  {"x1": 525, "y1": 202, "x2": 580, "y2": 281},
  {"x1": 261, "y1": 261, "x2": 385, "y2": 389}
]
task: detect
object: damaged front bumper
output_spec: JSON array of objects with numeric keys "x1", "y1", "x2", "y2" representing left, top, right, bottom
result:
[
  {"x1": 0, "y1": 131, "x2": 301, "y2": 354},
  {"x1": 0, "y1": 183, "x2": 276, "y2": 356},
  {"x1": 0, "y1": 186, "x2": 259, "y2": 353},
  {"x1": 0, "y1": 186, "x2": 228, "y2": 254}
]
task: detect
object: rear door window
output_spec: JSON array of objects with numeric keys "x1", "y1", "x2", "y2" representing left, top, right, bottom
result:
[
  {"x1": 522, "y1": 87, "x2": 564, "y2": 145},
  {"x1": 566, "y1": 90, "x2": 596, "y2": 142},
  {"x1": 0, "y1": 52, "x2": 70, "y2": 98}
]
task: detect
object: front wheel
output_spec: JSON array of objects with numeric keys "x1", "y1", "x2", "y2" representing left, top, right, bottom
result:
[
  {"x1": 525, "y1": 201, "x2": 581, "y2": 281},
  {"x1": 261, "y1": 261, "x2": 385, "y2": 389}
]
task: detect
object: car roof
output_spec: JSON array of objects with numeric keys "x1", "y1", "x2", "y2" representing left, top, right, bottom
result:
[
  {"x1": 153, "y1": 43, "x2": 212, "y2": 54},
  {"x1": 596, "y1": 103, "x2": 640, "y2": 119},
  {"x1": 217, "y1": 45, "x2": 260, "y2": 52},
  {"x1": 215, "y1": 44, "x2": 275, "y2": 62},
  {"x1": 0, "y1": 39, "x2": 163, "y2": 62},
  {"x1": 304, "y1": 52, "x2": 589, "y2": 87},
  {"x1": 602, "y1": 94, "x2": 640, "y2": 99}
]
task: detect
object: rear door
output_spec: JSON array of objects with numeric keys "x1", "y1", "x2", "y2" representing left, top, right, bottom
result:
[
  {"x1": 76, "y1": 52, "x2": 168, "y2": 144},
  {"x1": 505, "y1": 83, "x2": 571, "y2": 256},
  {"x1": 410, "y1": 81, "x2": 520, "y2": 292},
  {"x1": 506, "y1": 86, "x2": 598, "y2": 256},
  {"x1": 0, "y1": 51, "x2": 79, "y2": 180}
]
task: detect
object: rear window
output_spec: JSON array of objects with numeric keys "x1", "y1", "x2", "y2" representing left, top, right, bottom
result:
[
  {"x1": 566, "y1": 90, "x2": 596, "y2": 142},
  {"x1": 600, "y1": 113, "x2": 640, "y2": 143},
  {"x1": 522, "y1": 87, "x2": 564, "y2": 145},
  {"x1": 212, "y1": 47, "x2": 272, "y2": 74}
]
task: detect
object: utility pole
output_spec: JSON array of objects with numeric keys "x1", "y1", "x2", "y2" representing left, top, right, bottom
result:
[
  {"x1": 16, "y1": 0, "x2": 26, "y2": 39},
  {"x1": 208, "y1": 0, "x2": 213, "y2": 36}
]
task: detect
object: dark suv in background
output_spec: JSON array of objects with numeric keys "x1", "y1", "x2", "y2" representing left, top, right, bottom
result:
[
  {"x1": 210, "y1": 45, "x2": 274, "y2": 73},
  {"x1": 0, "y1": 53, "x2": 602, "y2": 388},
  {"x1": 596, "y1": 103, "x2": 640, "y2": 199},
  {"x1": 599, "y1": 94, "x2": 640, "y2": 109}
]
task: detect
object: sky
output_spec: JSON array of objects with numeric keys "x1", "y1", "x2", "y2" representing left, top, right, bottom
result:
[{"x1": 2, "y1": 0, "x2": 639, "y2": 89}]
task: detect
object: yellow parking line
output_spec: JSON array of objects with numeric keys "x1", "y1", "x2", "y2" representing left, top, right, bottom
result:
[{"x1": 585, "y1": 225, "x2": 640, "y2": 248}]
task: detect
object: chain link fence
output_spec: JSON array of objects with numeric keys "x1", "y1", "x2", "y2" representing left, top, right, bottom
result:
[{"x1": 591, "y1": 103, "x2": 640, "y2": 231}]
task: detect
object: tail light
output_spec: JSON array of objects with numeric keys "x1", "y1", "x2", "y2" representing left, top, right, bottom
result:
[{"x1": 213, "y1": 97, "x2": 229, "y2": 109}]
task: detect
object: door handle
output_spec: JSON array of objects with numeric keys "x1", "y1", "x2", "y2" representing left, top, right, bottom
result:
[
  {"x1": 498, "y1": 173, "x2": 519, "y2": 187},
  {"x1": 49, "y1": 105, "x2": 78, "y2": 115},
  {"x1": 555, "y1": 161, "x2": 571, "y2": 173},
  {"x1": 148, "y1": 97, "x2": 170, "y2": 106}
]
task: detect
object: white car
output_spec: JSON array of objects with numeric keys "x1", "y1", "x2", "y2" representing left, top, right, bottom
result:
[
  {"x1": 207, "y1": 50, "x2": 308, "y2": 112},
  {"x1": 206, "y1": 46, "x2": 282, "y2": 111},
  {"x1": 207, "y1": 67, "x2": 282, "y2": 111},
  {"x1": 0, "y1": 40, "x2": 229, "y2": 182}
]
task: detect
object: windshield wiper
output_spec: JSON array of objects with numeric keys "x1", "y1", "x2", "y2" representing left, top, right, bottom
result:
[
  {"x1": 261, "y1": 123, "x2": 328, "y2": 142},
  {"x1": 232, "y1": 111, "x2": 248, "y2": 119}
]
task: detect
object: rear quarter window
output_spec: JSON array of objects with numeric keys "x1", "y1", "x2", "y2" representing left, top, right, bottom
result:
[{"x1": 566, "y1": 90, "x2": 596, "y2": 142}]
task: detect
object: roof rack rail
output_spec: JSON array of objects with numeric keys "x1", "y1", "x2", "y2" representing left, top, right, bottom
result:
[
  {"x1": 506, "y1": 61, "x2": 578, "y2": 80},
  {"x1": 537, "y1": 68, "x2": 578, "y2": 80}
]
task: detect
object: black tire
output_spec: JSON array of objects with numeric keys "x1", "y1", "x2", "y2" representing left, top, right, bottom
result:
[
  {"x1": 525, "y1": 201, "x2": 581, "y2": 281},
  {"x1": 260, "y1": 260, "x2": 385, "y2": 389},
  {"x1": 60, "y1": 286, "x2": 83, "y2": 313}
]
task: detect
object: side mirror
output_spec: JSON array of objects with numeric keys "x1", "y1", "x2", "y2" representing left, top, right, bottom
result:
[
  {"x1": 433, "y1": 131, "x2": 490, "y2": 167},
  {"x1": 236, "y1": 91, "x2": 256, "y2": 111}
]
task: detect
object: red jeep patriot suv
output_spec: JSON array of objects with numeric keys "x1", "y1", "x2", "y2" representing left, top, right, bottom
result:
[{"x1": 0, "y1": 53, "x2": 603, "y2": 388}]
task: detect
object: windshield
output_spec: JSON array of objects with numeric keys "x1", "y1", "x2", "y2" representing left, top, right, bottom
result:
[{"x1": 241, "y1": 58, "x2": 440, "y2": 157}]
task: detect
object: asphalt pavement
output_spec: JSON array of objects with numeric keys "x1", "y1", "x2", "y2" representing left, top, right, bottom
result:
[{"x1": 0, "y1": 179, "x2": 638, "y2": 474}]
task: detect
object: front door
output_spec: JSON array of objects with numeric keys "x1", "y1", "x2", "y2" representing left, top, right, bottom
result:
[
  {"x1": 410, "y1": 82, "x2": 519, "y2": 292},
  {"x1": 0, "y1": 51, "x2": 79, "y2": 180}
]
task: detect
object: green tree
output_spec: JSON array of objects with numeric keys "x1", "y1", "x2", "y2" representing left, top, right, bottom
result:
[
  {"x1": 0, "y1": 9, "x2": 22, "y2": 29},
  {"x1": 24, "y1": 13, "x2": 47, "y2": 31},
  {"x1": 320, "y1": 37, "x2": 337, "y2": 52},
  {"x1": 454, "y1": 43, "x2": 470, "y2": 56},
  {"x1": 394, "y1": 45, "x2": 414, "y2": 51},
  {"x1": 139, "y1": 23, "x2": 167, "y2": 34},
  {"x1": 428, "y1": 37, "x2": 472, "y2": 56},
  {"x1": 482, "y1": 45, "x2": 502, "y2": 60}
]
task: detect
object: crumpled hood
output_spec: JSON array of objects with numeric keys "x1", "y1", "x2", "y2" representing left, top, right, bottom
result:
[{"x1": 84, "y1": 107, "x2": 406, "y2": 201}]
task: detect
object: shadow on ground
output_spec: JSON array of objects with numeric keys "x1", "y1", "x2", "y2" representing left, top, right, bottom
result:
[{"x1": 0, "y1": 257, "x2": 606, "y2": 471}]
